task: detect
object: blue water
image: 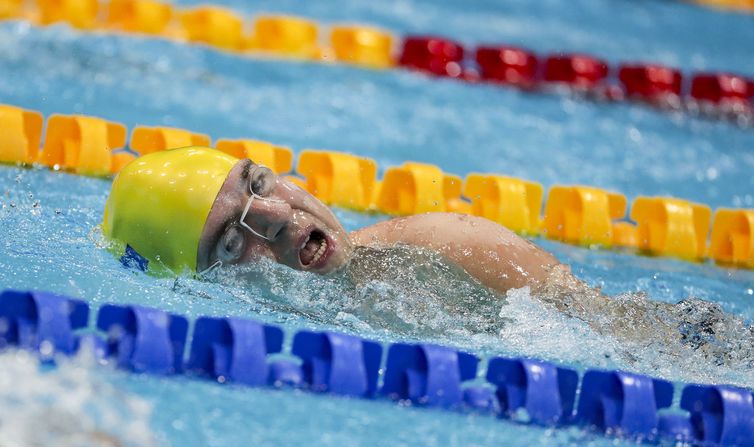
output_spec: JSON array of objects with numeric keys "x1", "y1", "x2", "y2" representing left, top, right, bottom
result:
[{"x1": 0, "y1": 0, "x2": 754, "y2": 444}]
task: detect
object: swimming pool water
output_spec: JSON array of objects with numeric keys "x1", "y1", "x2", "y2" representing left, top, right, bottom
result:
[{"x1": 0, "y1": 0, "x2": 754, "y2": 444}]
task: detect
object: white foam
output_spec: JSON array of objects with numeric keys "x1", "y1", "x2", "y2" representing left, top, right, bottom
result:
[
  {"x1": 498, "y1": 285, "x2": 754, "y2": 388},
  {"x1": 498, "y1": 286, "x2": 619, "y2": 369},
  {"x1": 0, "y1": 348, "x2": 158, "y2": 447}
]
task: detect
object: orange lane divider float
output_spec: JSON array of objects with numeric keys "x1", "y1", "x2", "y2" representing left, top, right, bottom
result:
[
  {"x1": 0, "y1": 0, "x2": 23, "y2": 19},
  {"x1": 129, "y1": 125, "x2": 210, "y2": 155},
  {"x1": 296, "y1": 150, "x2": 377, "y2": 211},
  {"x1": 694, "y1": 0, "x2": 754, "y2": 13},
  {"x1": 709, "y1": 209, "x2": 754, "y2": 268},
  {"x1": 630, "y1": 197, "x2": 711, "y2": 261},
  {"x1": 2, "y1": 103, "x2": 754, "y2": 270},
  {"x1": 330, "y1": 25, "x2": 395, "y2": 69},
  {"x1": 35, "y1": 0, "x2": 99, "y2": 30},
  {"x1": 180, "y1": 6, "x2": 246, "y2": 51},
  {"x1": 110, "y1": 150, "x2": 136, "y2": 174},
  {"x1": 542, "y1": 186, "x2": 627, "y2": 247},
  {"x1": 216, "y1": 139, "x2": 293, "y2": 174},
  {"x1": 375, "y1": 162, "x2": 467, "y2": 215},
  {"x1": 0, "y1": 104, "x2": 43, "y2": 165},
  {"x1": 39, "y1": 114, "x2": 127, "y2": 176},
  {"x1": 248, "y1": 15, "x2": 321, "y2": 60},
  {"x1": 463, "y1": 174, "x2": 542, "y2": 234},
  {"x1": 104, "y1": 0, "x2": 173, "y2": 35}
]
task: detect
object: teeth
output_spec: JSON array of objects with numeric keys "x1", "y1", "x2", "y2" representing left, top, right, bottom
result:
[{"x1": 310, "y1": 239, "x2": 328, "y2": 264}]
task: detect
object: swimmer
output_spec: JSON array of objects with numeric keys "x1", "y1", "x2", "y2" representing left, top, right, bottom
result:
[
  {"x1": 103, "y1": 147, "x2": 754, "y2": 366},
  {"x1": 103, "y1": 146, "x2": 565, "y2": 294}
]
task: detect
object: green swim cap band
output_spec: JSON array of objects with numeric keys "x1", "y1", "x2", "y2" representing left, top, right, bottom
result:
[{"x1": 103, "y1": 146, "x2": 238, "y2": 273}]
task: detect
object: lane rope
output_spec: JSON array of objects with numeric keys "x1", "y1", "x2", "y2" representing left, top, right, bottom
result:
[
  {"x1": 0, "y1": 1, "x2": 752, "y2": 126},
  {"x1": 1, "y1": 289, "x2": 752, "y2": 446},
  {"x1": 2, "y1": 103, "x2": 752, "y2": 270}
]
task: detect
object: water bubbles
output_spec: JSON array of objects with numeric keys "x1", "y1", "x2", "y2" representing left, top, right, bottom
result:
[
  {"x1": 0, "y1": 349, "x2": 157, "y2": 446},
  {"x1": 732, "y1": 194, "x2": 753, "y2": 207},
  {"x1": 38, "y1": 340, "x2": 54, "y2": 358},
  {"x1": 627, "y1": 127, "x2": 642, "y2": 143}
]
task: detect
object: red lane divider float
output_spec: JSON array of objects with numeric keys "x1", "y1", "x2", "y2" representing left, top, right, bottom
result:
[
  {"x1": 618, "y1": 64, "x2": 684, "y2": 107},
  {"x1": 691, "y1": 72, "x2": 754, "y2": 118},
  {"x1": 475, "y1": 45, "x2": 538, "y2": 89},
  {"x1": 543, "y1": 54, "x2": 609, "y2": 90},
  {"x1": 396, "y1": 36, "x2": 753, "y2": 124},
  {"x1": 398, "y1": 36, "x2": 466, "y2": 79}
]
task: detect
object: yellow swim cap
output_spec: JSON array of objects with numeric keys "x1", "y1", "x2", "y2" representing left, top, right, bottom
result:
[{"x1": 103, "y1": 146, "x2": 238, "y2": 273}]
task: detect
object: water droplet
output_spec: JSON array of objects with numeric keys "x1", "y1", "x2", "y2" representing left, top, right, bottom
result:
[{"x1": 39, "y1": 340, "x2": 54, "y2": 358}]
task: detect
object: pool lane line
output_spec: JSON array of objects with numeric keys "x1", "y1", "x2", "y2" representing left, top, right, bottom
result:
[
  {"x1": 1, "y1": 2, "x2": 753, "y2": 127},
  {"x1": 1, "y1": 102, "x2": 753, "y2": 271},
  {"x1": 1, "y1": 289, "x2": 752, "y2": 445}
]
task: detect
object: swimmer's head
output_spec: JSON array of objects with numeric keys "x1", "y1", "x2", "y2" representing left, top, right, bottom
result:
[{"x1": 103, "y1": 146, "x2": 353, "y2": 275}]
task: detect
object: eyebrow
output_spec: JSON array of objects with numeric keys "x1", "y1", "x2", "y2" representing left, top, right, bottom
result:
[{"x1": 240, "y1": 159, "x2": 253, "y2": 182}]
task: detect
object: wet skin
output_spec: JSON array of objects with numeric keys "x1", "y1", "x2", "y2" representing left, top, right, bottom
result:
[
  {"x1": 198, "y1": 159, "x2": 354, "y2": 275},
  {"x1": 199, "y1": 159, "x2": 562, "y2": 294}
]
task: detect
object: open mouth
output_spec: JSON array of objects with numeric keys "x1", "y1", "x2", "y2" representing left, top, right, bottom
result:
[{"x1": 299, "y1": 229, "x2": 329, "y2": 267}]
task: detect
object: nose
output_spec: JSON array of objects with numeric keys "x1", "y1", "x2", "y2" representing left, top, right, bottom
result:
[{"x1": 244, "y1": 197, "x2": 291, "y2": 241}]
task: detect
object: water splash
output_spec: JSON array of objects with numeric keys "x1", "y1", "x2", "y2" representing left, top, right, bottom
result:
[
  {"x1": 207, "y1": 246, "x2": 754, "y2": 388},
  {"x1": 0, "y1": 349, "x2": 158, "y2": 447}
]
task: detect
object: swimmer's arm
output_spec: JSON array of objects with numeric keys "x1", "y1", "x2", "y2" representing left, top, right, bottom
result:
[{"x1": 349, "y1": 213, "x2": 561, "y2": 294}]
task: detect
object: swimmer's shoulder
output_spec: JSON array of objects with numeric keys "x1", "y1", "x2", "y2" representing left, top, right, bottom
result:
[{"x1": 350, "y1": 212, "x2": 505, "y2": 248}]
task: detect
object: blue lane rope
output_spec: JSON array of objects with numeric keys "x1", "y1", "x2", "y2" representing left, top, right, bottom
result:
[{"x1": 0, "y1": 289, "x2": 752, "y2": 445}]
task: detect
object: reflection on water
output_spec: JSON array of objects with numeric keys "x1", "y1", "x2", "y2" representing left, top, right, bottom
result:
[{"x1": 207, "y1": 245, "x2": 754, "y2": 388}]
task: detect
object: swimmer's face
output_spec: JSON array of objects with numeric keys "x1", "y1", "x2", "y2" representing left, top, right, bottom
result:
[{"x1": 197, "y1": 159, "x2": 353, "y2": 274}]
